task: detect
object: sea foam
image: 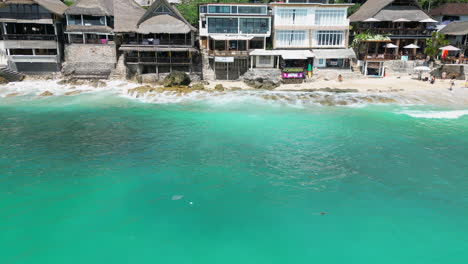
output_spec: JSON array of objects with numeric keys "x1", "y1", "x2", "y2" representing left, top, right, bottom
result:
[{"x1": 397, "y1": 110, "x2": 468, "y2": 119}]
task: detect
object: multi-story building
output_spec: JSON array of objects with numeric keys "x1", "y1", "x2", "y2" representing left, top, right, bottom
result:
[
  {"x1": 263, "y1": 0, "x2": 355, "y2": 81},
  {"x1": 114, "y1": 0, "x2": 199, "y2": 80},
  {"x1": 349, "y1": 0, "x2": 435, "y2": 76},
  {"x1": 198, "y1": 3, "x2": 272, "y2": 80},
  {"x1": 62, "y1": 0, "x2": 116, "y2": 78},
  {"x1": 0, "y1": 0, "x2": 67, "y2": 73},
  {"x1": 429, "y1": 3, "x2": 468, "y2": 24}
]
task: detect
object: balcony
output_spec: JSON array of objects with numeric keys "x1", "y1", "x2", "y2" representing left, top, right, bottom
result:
[
  {"x1": 125, "y1": 57, "x2": 191, "y2": 64},
  {"x1": 9, "y1": 55, "x2": 58, "y2": 63},
  {"x1": 359, "y1": 54, "x2": 427, "y2": 61},
  {"x1": 208, "y1": 50, "x2": 249, "y2": 57},
  {"x1": 352, "y1": 28, "x2": 432, "y2": 38},
  {"x1": 0, "y1": 13, "x2": 52, "y2": 20},
  {"x1": 0, "y1": 34, "x2": 56, "y2": 41}
]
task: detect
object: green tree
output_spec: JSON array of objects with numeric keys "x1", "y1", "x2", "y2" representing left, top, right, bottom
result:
[
  {"x1": 418, "y1": 0, "x2": 468, "y2": 11},
  {"x1": 424, "y1": 32, "x2": 449, "y2": 59}
]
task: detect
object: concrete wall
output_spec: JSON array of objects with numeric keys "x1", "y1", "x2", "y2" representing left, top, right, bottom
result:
[
  {"x1": 65, "y1": 44, "x2": 116, "y2": 64},
  {"x1": 382, "y1": 60, "x2": 427, "y2": 76},
  {"x1": 0, "y1": 40, "x2": 57, "y2": 49},
  {"x1": 63, "y1": 44, "x2": 117, "y2": 77}
]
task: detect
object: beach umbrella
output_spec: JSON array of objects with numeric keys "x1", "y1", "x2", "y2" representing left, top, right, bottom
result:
[
  {"x1": 414, "y1": 66, "x2": 431, "y2": 71},
  {"x1": 419, "y1": 18, "x2": 437, "y2": 23},
  {"x1": 404, "y1": 44, "x2": 420, "y2": 49},
  {"x1": 393, "y1": 18, "x2": 411, "y2": 22},
  {"x1": 364, "y1": 18, "x2": 380, "y2": 22},
  {"x1": 384, "y1": 43, "x2": 398, "y2": 48},
  {"x1": 414, "y1": 66, "x2": 431, "y2": 80},
  {"x1": 439, "y1": 45, "x2": 460, "y2": 51}
]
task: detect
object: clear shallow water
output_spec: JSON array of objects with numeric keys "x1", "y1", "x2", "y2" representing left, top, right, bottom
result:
[{"x1": 1, "y1": 93, "x2": 468, "y2": 264}]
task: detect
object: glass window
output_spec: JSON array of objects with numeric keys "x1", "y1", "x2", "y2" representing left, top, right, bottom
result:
[
  {"x1": 238, "y1": 6, "x2": 266, "y2": 14},
  {"x1": 67, "y1": 15, "x2": 82, "y2": 25},
  {"x1": 199, "y1": 6, "x2": 207, "y2": 14},
  {"x1": 83, "y1": 15, "x2": 105, "y2": 26},
  {"x1": 239, "y1": 18, "x2": 269, "y2": 34},
  {"x1": 315, "y1": 9, "x2": 346, "y2": 26},
  {"x1": 314, "y1": 30, "x2": 345, "y2": 46},
  {"x1": 276, "y1": 8, "x2": 307, "y2": 25},
  {"x1": 259, "y1": 56, "x2": 271, "y2": 65},
  {"x1": 208, "y1": 5, "x2": 231, "y2": 14},
  {"x1": 231, "y1": 6, "x2": 237, "y2": 13},
  {"x1": 275, "y1": 30, "x2": 308, "y2": 47},
  {"x1": 207, "y1": 17, "x2": 238, "y2": 33}
]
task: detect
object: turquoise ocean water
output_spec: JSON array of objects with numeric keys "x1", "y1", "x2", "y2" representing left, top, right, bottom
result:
[{"x1": 0, "y1": 92, "x2": 467, "y2": 263}]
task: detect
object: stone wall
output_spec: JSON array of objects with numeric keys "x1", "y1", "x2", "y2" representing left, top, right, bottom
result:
[
  {"x1": 382, "y1": 60, "x2": 427, "y2": 76},
  {"x1": 430, "y1": 64, "x2": 467, "y2": 80},
  {"x1": 62, "y1": 44, "x2": 117, "y2": 78}
]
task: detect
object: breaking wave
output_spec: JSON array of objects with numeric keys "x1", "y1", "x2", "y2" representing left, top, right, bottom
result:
[
  {"x1": 397, "y1": 110, "x2": 468, "y2": 119},
  {"x1": 123, "y1": 90, "x2": 412, "y2": 107}
]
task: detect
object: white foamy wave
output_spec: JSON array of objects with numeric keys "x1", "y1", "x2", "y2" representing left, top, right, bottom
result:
[
  {"x1": 124, "y1": 89, "x2": 408, "y2": 108},
  {"x1": 397, "y1": 110, "x2": 468, "y2": 119}
]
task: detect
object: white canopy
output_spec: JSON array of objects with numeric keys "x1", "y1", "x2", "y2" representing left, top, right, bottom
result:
[
  {"x1": 384, "y1": 43, "x2": 398, "y2": 48},
  {"x1": 282, "y1": 50, "x2": 315, "y2": 60},
  {"x1": 420, "y1": 18, "x2": 437, "y2": 23},
  {"x1": 249, "y1": 49, "x2": 314, "y2": 60},
  {"x1": 393, "y1": 18, "x2": 411, "y2": 22},
  {"x1": 210, "y1": 35, "x2": 254, "y2": 41},
  {"x1": 364, "y1": 18, "x2": 380, "y2": 22},
  {"x1": 404, "y1": 44, "x2": 420, "y2": 49},
  {"x1": 439, "y1": 45, "x2": 460, "y2": 51}
]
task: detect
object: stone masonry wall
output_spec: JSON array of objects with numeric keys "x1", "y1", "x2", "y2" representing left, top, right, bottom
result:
[{"x1": 62, "y1": 44, "x2": 117, "y2": 77}]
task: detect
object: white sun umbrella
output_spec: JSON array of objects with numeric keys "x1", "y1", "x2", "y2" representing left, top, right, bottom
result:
[
  {"x1": 414, "y1": 66, "x2": 431, "y2": 71},
  {"x1": 384, "y1": 43, "x2": 398, "y2": 48},
  {"x1": 364, "y1": 18, "x2": 381, "y2": 22},
  {"x1": 393, "y1": 18, "x2": 411, "y2": 22},
  {"x1": 404, "y1": 44, "x2": 420, "y2": 49},
  {"x1": 420, "y1": 18, "x2": 437, "y2": 23},
  {"x1": 439, "y1": 45, "x2": 460, "y2": 51},
  {"x1": 414, "y1": 66, "x2": 431, "y2": 80}
]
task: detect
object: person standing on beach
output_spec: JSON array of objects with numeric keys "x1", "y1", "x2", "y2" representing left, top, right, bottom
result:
[{"x1": 449, "y1": 77, "x2": 455, "y2": 91}]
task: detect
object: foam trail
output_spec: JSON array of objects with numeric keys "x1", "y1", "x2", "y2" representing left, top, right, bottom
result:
[{"x1": 397, "y1": 110, "x2": 468, "y2": 119}]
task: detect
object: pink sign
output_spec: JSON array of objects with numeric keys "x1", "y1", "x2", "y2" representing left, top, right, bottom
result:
[{"x1": 282, "y1": 72, "x2": 304, "y2": 78}]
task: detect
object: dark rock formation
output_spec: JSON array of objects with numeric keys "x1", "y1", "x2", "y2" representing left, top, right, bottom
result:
[{"x1": 163, "y1": 71, "x2": 191, "y2": 87}]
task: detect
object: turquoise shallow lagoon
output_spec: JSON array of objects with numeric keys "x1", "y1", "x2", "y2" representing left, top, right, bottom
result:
[{"x1": 0, "y1": 93, "x2": 467, "y2": 263}]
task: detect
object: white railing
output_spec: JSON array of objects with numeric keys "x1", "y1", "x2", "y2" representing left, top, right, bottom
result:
[{"x1": 9, "y1": 55, "x2": 58, "y2": 63}]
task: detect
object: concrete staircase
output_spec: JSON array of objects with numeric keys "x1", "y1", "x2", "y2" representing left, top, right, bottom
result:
[
  {"x1": 0, "y1": 66, "x2": 25, "y2": 82},
  {"x1": 200, "y1": 49, "x2": 215, "y2": 81},
  {"x1": 110, "y1": 54, "x2": 127, "y2": 80}
]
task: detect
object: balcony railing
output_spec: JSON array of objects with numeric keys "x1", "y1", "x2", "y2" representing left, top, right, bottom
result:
[
  {"x1": 360, "y1": 54, "x2": 427, "y2": 61},
  {"x1": 0, "y1": 13, "x2": 52, "y2": 20},
  {"x1": 125, "y1": 56, "x2": 191, "y2": 64},
  {"x1": 353, "y1": 28, "x2": 432, "y2": 37},
  {"x1": 122, "y1": 39, "x2": 192, "y2": 46},
  {"x1": 208, "y1": 50, "x2": 249, "y2": 57},
  {"x1": 1, "y1": 34, "x2": 56, "y2": 41}
]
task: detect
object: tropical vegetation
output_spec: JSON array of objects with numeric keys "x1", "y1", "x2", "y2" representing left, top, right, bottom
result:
[{"x1": 424, "y1": 32, "x2": 450, "y2": 59}]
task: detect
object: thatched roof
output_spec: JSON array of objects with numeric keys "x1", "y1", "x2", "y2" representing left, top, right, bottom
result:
[
  {"x1": 3, "y1": 0, "x2": 67, "y2": 15},
  {"x1": 439, "y1": 21, "x2": 468, "y2": 36},
  {"x1": 373, "y1": 5, "x2": 431, "y2": 22},
  {"x1": 429, "y1": 3, "x2": 468, "y2": 16},
  {"x1": 65, "y1": 25, "x2": 114, "y2": 34},
  {"x1": 349, "y1": 0, "x2": 429, "y2": 22},
  {"x1": 65, "y1": 0, "x2": 114, "y2": 16},
  {"x1": 114, "y1": 0, "x2": 195, "y2": 34}
]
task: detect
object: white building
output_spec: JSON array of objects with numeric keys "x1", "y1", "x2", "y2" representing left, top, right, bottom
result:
[
  {"x1": 265, "y1": 0, "x2": 355, "y2": 76},
  {"x1": 198, "y1": 3, "x2": 272, "y2": 80}
]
